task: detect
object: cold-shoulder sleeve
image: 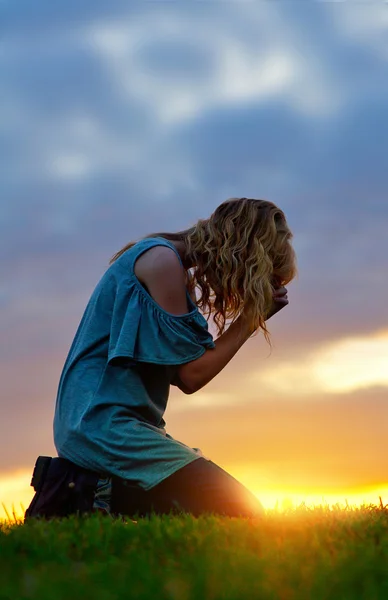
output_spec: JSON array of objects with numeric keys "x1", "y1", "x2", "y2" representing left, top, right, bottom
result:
[{"x1": 108, "y1": 282, "x2": 215, "y2": 366}]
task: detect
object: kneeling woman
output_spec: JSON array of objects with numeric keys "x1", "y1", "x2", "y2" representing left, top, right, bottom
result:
[{"x1": 26, "y1": 197, "x2": 297, "y2": 520}]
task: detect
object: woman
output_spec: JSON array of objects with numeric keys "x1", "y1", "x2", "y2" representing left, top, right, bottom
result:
[{"x1": 25, "y1": 197, "x2": 297, "y2": 521}]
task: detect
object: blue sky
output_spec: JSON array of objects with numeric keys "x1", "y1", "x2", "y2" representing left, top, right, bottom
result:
[{"x1": 1, "y1": 1, "x2": 387, "y2": 507}]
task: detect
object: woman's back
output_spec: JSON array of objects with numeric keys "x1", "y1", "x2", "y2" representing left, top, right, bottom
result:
[{"x1": 53, "y1": 237, "x2": 215, "y2": 489}]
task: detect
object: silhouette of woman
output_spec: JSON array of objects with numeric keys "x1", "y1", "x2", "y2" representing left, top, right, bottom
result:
[{"x1": 26, "y1": 197, "x2": 297, "y2": 520}]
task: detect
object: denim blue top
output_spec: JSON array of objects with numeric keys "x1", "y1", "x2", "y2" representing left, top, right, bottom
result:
[{"x1": 53, "y1": 237, "x2": 215, "y2": 489}]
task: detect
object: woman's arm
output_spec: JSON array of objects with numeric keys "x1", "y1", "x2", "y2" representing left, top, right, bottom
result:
[
  {"x1": 173, "y1": 315, "x2": 254, "y2": 394},
  {"x1": 135, "y1": 246, "x2": 255, "y2": 394}
]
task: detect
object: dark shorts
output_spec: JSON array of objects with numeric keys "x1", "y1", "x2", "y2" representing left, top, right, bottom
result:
[
  {"x1": 103, "y1": 458, "x2": 264, "y2": 518},
  {"x1": 25, "y1": 456, "x2": 264, "y2": 520}
]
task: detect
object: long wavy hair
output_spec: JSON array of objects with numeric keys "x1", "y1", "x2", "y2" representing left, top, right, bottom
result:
[{"x1": 110, "y1": 198, "x2": 297, "y2": 343}]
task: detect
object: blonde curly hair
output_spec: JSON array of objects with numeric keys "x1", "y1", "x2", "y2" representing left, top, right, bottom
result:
[{"x1": 110, "y1": 197, "x2": 297, "y2": 343}]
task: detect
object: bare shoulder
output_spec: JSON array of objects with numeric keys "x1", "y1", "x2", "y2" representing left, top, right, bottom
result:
[
  {"x1": 134, "y1": 245, "x2": 184, "y2": 282},
  {"x1": 134, "y1": 245, "x2": 189, "y2": 315}
]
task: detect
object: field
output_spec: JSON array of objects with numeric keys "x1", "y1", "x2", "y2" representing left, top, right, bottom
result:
[{"x1": 1, "y1": 502, "x2": 388, "y2": 600}]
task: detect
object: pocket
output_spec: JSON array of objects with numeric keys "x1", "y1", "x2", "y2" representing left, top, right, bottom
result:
[{"x1": 25, "y1": 457, "x2": 100, "y2": 520}]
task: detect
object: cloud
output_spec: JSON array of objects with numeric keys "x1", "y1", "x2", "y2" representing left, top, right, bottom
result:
[
  {"x1": 84, "y1": 4, "x2": 344, "y2": 126},
  {"x1": 251, "y1": 329, "x2": 388, "y2": 397},
  {"x1": 1, "y1": 0, "x2": 388, "y2": 481},
  {"x1": 1, "y1": 0, "x2": 130, "y2": 31},
  {"x1": 166, "y1": 329, "x2": 388, "y2": 412},
  {"x1": 328, "y1": 2, "x2": 388, "y2": 62}
]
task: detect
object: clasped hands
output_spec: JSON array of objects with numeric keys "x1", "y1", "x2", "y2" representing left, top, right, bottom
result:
[
  {"x1": 241, "y1": 283, "x2": 289, "y2": 333},
  {"x1": 266, "y1": 285, "x2": 288, "y2": 320}
]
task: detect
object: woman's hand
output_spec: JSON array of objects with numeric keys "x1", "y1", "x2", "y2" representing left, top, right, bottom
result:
[
  {"x1": 266, "y1": 286, "x2": 289, "y2": 320},
  {"x1": 240, "y1": 285, "x2": 289, "y2": 331}
]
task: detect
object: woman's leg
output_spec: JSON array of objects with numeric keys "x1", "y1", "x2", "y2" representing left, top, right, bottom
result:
[{"x1": 111, "y1": 458, "x2": 264, "y2": 518}]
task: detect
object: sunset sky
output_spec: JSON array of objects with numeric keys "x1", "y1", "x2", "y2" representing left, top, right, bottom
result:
[{"x1": 1, "y1": 1, "x2": 387, "y2": 519}]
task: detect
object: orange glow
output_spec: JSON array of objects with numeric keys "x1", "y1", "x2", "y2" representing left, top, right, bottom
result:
[
  {"x1": 1, "y1": 469, "x2": 386, "y2": 522},
  {"x1": 251, "y1": 485, "x2": 388, "y2": 511},
  {"x1": 251, "y1": 329, "x2": 388, "y2": 397},
  {"x1": 226, "y1": 465, "x2": 388, "y2": 511},
  {"x1": 0, "y1": 470, "x2": 35, "y2": 521}
]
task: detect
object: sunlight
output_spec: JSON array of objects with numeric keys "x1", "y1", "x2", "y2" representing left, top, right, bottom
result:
[
  {"x1": 254, "y1": 329, "x2": 388, "y2": 397},
  {"x1": 229, "y1": 464, "x2": 388, "y2": 511},
  {"x1": 313, "y1": 333, "x2": 388, "y2": 393},
  {"x1": 1, "y1": 469, "x2": 387, "y2": 522},
  {"x1": 252, "y1": 485, "x2": 388, "y2": 511},
  {"x1": 0, "y1": 470, "x2": 34, "y2": 521}
]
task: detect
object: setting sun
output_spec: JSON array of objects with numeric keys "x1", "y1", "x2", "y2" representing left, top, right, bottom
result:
[{"x1": 2, "y1": 468, "x2": 387, "y2": 522}]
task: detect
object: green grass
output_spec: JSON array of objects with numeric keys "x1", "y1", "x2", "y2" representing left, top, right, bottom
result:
[{"x1": 1, "y1": 503, "x2": 388, "y2": 600}]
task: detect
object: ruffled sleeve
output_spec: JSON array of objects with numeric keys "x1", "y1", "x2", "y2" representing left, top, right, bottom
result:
[{"x1": 108, "y1": 281, "x2": 215, "y2": 366}]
